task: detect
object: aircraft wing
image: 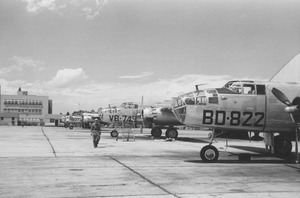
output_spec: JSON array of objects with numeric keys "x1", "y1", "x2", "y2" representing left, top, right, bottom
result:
[{"x1": 270, "y1": 53, "x2": 300, "y2": 83}]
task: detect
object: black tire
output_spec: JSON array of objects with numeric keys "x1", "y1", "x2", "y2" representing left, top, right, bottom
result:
[
  {"x1": 200, "y1": 145, "x2": 219, "y2": 162},
  {"x1": 166, "y1": 128, "x2": 178, "y2": 139},
  {"x1": 274, "y1": 135, "x2": 292, "y2": 157},
  {"x1": 69, "y1": 126, "x2": 73, "y2": 130},
  {"x1": 111, "y1": 130, "x2": 118, "y2": 138},
  {"x1": 151, "y1": 128, "x2": 162, "y2": 138}
]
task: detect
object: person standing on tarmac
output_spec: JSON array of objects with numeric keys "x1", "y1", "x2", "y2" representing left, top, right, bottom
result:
[{"x1": 91, "y1": 118, "x2": 101, "y2": 148}]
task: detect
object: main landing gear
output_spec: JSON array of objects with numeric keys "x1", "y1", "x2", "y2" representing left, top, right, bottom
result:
[
  {"x1": 151, "y1": 127, "x2": 179, "y2": 139},
  {"x1": 265, "y1": 133, "x2": 293, "y2": 157},
  {"x1": 110, "y1": 129, "x2": 118, "y2": 138}
]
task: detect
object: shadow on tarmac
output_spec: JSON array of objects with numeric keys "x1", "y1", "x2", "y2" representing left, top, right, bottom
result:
[
  {"x1": 184, "y1": 159, "x2": 294, "y2": 164},
  {"x1": 176, "y1": 137, "x2": 209, "y2": 144}
]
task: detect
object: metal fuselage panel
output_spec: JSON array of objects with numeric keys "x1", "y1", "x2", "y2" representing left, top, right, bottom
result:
[{"x1": 100, "y1": 107, "x2": 139, "y2": 124}]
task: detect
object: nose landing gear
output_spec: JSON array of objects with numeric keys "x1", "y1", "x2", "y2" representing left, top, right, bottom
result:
[
  {"x1": 200, "y1": 145, "x2": 219, "y2": 162},
  {"x1": 200, "y1": 129, "x2": 219, "y2": 162}
]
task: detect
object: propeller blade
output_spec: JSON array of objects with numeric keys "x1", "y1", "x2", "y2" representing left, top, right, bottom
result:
[
  {"x1": 289, "y1": 114, "x2": 300, "y2": 163},
  {"x1": 141, "y1": 109, "x2": 145, "y2": 129},
  {"x1": 271, "y1": 87, "x2": 292, "y2": 106}
]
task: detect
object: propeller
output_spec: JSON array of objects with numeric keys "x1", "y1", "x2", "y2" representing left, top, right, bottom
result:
[
  {"x1": 271, "y1": 87, "x2": 292, "y2": 106},
  {"x1": 271, "y1": 87, "x2": 299, "y2": 163},
  {"x1": 139, "y1": 95, "x2": 145, "y2": 133}
]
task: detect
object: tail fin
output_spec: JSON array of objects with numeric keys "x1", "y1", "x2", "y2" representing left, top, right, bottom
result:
[{"x1": 270, "y1": 53, "x2": 300, "y2": 83}]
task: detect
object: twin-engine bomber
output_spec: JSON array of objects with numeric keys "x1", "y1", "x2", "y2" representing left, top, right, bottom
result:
[{"x1": 172, "y1": 54, "x2": 300, "y2": 163}]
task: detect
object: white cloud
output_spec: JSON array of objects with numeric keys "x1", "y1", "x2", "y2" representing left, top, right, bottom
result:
[
  {"x1": 0, "y1": 69, "x2": 232, "y2": 113},
  {"x1": 22, "y1": 0, "x2": 108, "y2": 20},
  {"x1": 48, "y1": 68, "x2": 88, "y2": 87},
  {"x1": 22, "y1": 0, "x2": 55, "y2": 12},
  {"x1": 119, "y1": 71, "x2": 154, "y2": 79},
  {"x1": 0, "y1": 56, "x2": 45, "y2": 76}
]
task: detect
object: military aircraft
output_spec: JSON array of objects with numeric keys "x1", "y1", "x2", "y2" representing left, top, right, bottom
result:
[
  {"x1": 172, "y1": 54, "x2": 300, "y2": 162},
  {"x1": 99, "y1": 102, "x2": 140, "y2": 137},
  {"x1": 81, "y1": 112, "x2": 100, "y2": 128},
  {"x1": 142, "y1": 102, "x2": 183, "y2": 139},
  {"x1": 99, "y1": 100, "x2": 183, "y2": 139},
  {"x1": 62, "y1": 115, "x2": 82, "y2": 129}
]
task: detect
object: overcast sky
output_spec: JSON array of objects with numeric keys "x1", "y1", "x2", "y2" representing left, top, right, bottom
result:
[{"x1": 0, "y1": 0, "x2": 299, "y2": 114}]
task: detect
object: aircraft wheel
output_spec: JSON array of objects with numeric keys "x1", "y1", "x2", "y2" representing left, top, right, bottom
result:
[
  {"x1": 200, "y1": 145, "x2": 219, "y2": 162},
  {"x1": 111, "y1": 130, "x2": 118, "y2": 138},
  {"x1": 166, "y1": 128, "x2": 178, "y2": 139},
  {"x1": 151, "y1": 128, "x2": 162, "y2": 138},
  {"x1": 274, "y1": 135, "x2": 292, "y2": 156}
]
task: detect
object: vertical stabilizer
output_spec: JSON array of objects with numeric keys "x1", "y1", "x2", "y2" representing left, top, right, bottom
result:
[{"x1": 270, "y1": 53, "x2": 300, "y2": 83}]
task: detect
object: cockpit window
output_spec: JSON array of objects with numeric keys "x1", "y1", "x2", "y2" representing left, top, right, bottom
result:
[
  {"x1": 173, "y1": 97, "x2": 185, "y2": 108},
  {"x1": 121, "y1": 102, "x2": 138, "y2": 109},
  {"x1": 228, "y1": 82, "x2": 242, "y2": 94},
  {"x1": 243, "y1": 84, "x2": 256, "y2": 94},
  {"x1": 185, "y1": 97, "x2": 195, "y2": 105},
  {"x1": 226, "y1": 82, "x2": 257, "y2": 95},
  {"x1": 256, "y1": 85, "x2": 266, "y2": 95},
  {"x1": 196, "y1": 96, "x2": 206, "y2": 105}
]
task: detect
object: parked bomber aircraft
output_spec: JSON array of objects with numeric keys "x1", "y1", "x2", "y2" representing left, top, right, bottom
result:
[
  {"x1": 99, "y1": 102, "x2": 140, "y2": 137},
  {"x1": 99, "y1": 101, "x2": 183, "y2": 139},
  {"x1": 62, "y1": 115, "x2": 82, "y2": 129},
  {"x1": 172, "y1": 54, "x2": 300, "y2": 162}
]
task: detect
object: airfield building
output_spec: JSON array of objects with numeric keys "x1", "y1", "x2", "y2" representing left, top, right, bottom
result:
[{"x1": 0, "y1": 87, "x2": 62, "y2": 126}]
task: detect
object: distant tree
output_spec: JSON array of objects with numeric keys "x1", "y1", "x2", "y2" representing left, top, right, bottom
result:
[{"x1": 66, "y1": 112, "x2": 70, "y2": 116}]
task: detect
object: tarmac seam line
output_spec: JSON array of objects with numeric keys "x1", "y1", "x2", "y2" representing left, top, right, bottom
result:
[
  {"x1": 110, "y1": 156, "x2": 181, "y2": 198},
  {"x1": 41, "y1": 127, "x2": 57, "y2": 157}
]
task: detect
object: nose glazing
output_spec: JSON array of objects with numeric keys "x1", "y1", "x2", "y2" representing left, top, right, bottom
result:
[{"x1": 172, "y1": 97, "x2": 186, "y2": 123}]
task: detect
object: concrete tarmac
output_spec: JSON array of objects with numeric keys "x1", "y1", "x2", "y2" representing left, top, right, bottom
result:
[{"x1": 0, "y1": 126, "x2": 299, "y2": 198}]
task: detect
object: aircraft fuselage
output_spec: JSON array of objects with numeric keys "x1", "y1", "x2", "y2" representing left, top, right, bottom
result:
[{"x1": 172, "y1": 80, "x2": 300, "y2": 133}]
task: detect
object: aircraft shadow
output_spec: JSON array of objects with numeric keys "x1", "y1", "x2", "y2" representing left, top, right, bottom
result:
[
  {"x1": 176, "y1": 137, "x2": 210, "y2": 144},
  {"x1": 227, "y1": 145, "x2": 267, "y2": 154},
  {"x1": 184, "y1": 159, "x2": 294, "y2": 164},
  {"x1": 138, "y1": 136, "x2": 210, "y2": 144}
]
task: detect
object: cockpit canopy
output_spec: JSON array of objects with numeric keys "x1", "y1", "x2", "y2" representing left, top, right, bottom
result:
[
  {"x1": 173, "y1": 80, "x2": 266, "y2": 109},
  {"x1": 222, "y1": 80, "x2": 265, "y2": 95},
  {"x1": 120, "y1": 102, "x2": 139, "y2": 109}
]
